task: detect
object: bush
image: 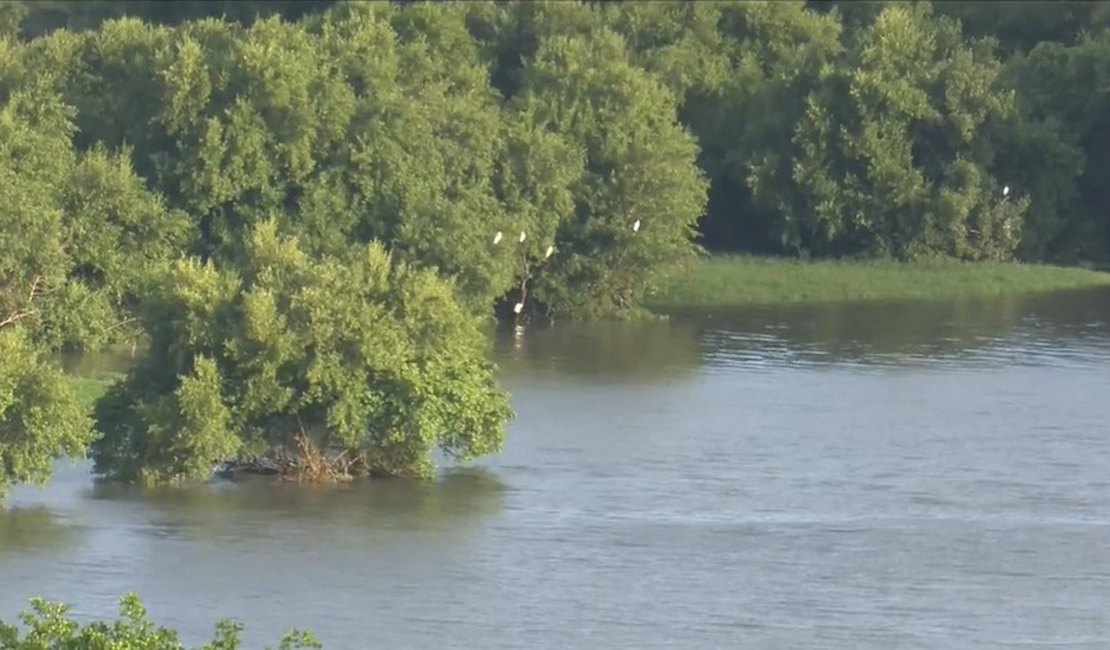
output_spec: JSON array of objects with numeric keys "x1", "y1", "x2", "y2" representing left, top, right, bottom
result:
[
  {"x1": 91, "y1": 222, "x2": 512, "y2": 484},
  {"x1": 0, "y1": 592, "x2": 319, "y2": 649}
]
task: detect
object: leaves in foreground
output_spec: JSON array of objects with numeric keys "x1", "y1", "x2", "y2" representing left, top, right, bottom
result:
[{"x1": 0, "y1": 593, "x2": 319, "y2": 649}]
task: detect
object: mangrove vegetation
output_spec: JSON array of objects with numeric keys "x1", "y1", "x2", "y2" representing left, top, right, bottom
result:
[{"x1": 2, "y1": 0, "x2": 1110, "y2": 490}]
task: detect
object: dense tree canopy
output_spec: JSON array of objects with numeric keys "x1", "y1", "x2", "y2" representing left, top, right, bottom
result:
[
  {"x1": 2, "y1": 0, "x2": 1110, "y2": 489},
  {"x1": 761, "y1": 4, "x2": 1024, "y2": 259},
  {"x1": 92, "y1": 223, "x2": 511, "y2": 484}
]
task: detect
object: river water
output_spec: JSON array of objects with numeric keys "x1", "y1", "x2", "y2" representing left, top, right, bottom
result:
[{"x1": 3, "y1": 289, "x2": 1110, "y2": 648}]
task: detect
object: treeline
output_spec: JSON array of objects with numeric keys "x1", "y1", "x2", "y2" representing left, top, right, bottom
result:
[
  {"x1": 11, "y1": 0, "x2": 1110, "y2": 264},
  {"x1": 2, "y1": 0, "x2": 1109, "y2": 490}
]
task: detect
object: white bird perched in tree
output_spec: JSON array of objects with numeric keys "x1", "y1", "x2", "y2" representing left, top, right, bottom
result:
[
  {"x1": 493, "y1": 231, "x2": 503, "y2": 244},
  {"x1": 545, "y1": 245, "x2": 555, "y2": 259},
  {"x1": 513, "y1": 302, "x2": 524, "y2": 314},
  {"x1": 632, "y1": 219, "x2": 641, "y2": 233},
  {"x1": 1002, "y1": 185, "x2": 1010, "y2": 197},
  {"x1": 519, "y1": 231, "x2": 527, "y2": 243}
]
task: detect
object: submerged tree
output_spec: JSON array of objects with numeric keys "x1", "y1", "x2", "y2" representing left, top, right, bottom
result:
[{"x1": 92, "y1": 222, "x2": 512, "y2": 485}]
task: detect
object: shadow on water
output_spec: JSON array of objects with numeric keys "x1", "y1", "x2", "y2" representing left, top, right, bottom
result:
[
  {"x1": 0, "y1": 506, "x2": 82, "y2": 554},
  {"x1": 60, "y1": 288, "x2": 1110, "y2": 393},
  {"x1": 666, "y1": 287, "x2": 1110, "y2": 369},
  {"x1": 492, "y1": 318, "x2": 702, "y2": 382},
  {"x1": 65, "y1": 319, "x2": 706, "y2": 387},
  {"x1": 80, "y1": 467, "x2": 508, "y2": 542}
]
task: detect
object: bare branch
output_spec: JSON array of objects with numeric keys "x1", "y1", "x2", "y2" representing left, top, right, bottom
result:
[
  {"x1": 103, "y1": 317, "x2": 138, "y2": 335},
  {"x1": 0, "y1": 309, "x2": 37, "y2": 330},
  {"x1": 28, "y1": 275, "x2": 41, "y2": 302}
]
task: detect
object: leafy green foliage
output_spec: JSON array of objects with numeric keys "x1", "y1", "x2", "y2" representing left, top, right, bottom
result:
[
  {"x1": 3, "y1": 0, "x2": 1110, "y2": 496},
  {"x1": 16, "y1": 0, "x2": 336, "y2": 39},
  {"x1": 0, "y1": 75, "x2": 188, "y2": 350},
  {"x1": 0, "y1": 329, "x2": 94, "y2": 497},
  {"x1": 0, "y1": 592, "x2": 319, "y2": 649},
  {"x1": 666, "y1": 1, "x2": 845, "y2": 252},
  {"x1": 749, "y1": 4, "x2": 1024, "y2": 259},
  {"x1": 932, "y1": 0, "x2": 1105, "y2": 55},
  {"x1": 93, "y1": 223, "x2": 512, "y2": 484},
  {"x1": 0, "y1": 3, "x2": 26, "y2": 38},
  {"x1": 0, "y1": 69, "x2": 176, "y2": 496},
  {"x1": 506, "y1": 24, "x2": 708, "y2": 315},
  {"x1": 25, "y1": 4, "x2": 702, "y2": 316},
  {"x1": 997, "y1": 30, "x2": 1110, "y2": 262}
]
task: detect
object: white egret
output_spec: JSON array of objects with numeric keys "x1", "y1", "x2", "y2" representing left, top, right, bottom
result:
[
  {"x1": 513, "y1": 302, "x2": 524, "y2": 314},
  {"x1": 519, "y1": 231, "x2": 527, "y2": 243},
  {"x1": 632, "y1": 219, "x2": 641, "y2": 233},
  {"x1": 493, "y1": 231, "x2": 503, "y2": 244},
  {"x1": 1002, "y1": 185, "x2": 1010, "y2": 197},
  {"x1": 545, "y1": 245, "x2": 555, "y2": 259}
]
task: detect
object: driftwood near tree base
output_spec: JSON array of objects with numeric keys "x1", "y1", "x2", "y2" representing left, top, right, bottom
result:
[
  {"x1": 212, "y1": 436, "x2": 365, "y2": 482},
  {"x1": 293, "y1": 434, "x2": 359, "y2": 482}
]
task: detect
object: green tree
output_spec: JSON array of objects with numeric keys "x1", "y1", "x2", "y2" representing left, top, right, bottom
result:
[
  {"x1": 750, "y1": 3, "x2": 1025, "y2": 259},
  {"x1": 464, "y1": 1, "x2": 598, "y2": 100},
  {"x1": 0, "y1": 328, "x2": 94, "y2": 498},
  {"x1": 93, "y1": 222, "x2": 512, "y2": 485},
  {"x1": 932, "y1": 0, "x2": 1103, "y2": 55},
  {"x1": 0, "y1": 87, "x2": 75, "y2": 339},
  {"x1": 1003, "y1": 30, "x2": 1110, "y2": 263},
  {"x1": 602, "y1": 1, "x2": 731, "y2": 101},
  {"x1": 0, "y1": 592, "x2": 319, "y2": 649},
  {"x1": 28, "y1": 4, "x2": 708, "y2": 317},
  {"x1": 511, "y1": 26, "x2": 708, "y2": 315},
  {"x1": 318, "y1": 3, "x2": 533, "y2": 309},
  {"x1": 0, "y1": 81, "x2": 185, "y2": 497},
  {"x1": 0, "y1": 2, "x2": 26, "y2": 38},
  {"x1": 0, "y1": 73, "x2": 188, "y2": 350},
  {"x1": 16, "y1": 0, "x2": 335, "y2": 39},
  {"x1": 47, "y1": 7, "x2": 561, "y2": 312},
  {"x1": 992, "y1": 40, "x2": 1088, "y2": 261},
  {"x1": 672, "y1": 1, "x2": 844, "y2": 253}
]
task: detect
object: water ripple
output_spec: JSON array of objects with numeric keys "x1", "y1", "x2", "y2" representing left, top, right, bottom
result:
[{"x1": 4, "y1": 289, "x2": 1110, "y2": 649}]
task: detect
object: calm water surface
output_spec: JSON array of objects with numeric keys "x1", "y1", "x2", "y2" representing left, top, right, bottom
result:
[{"x1": 3, "y1": 289, "x2": 1110, "y2": 648}]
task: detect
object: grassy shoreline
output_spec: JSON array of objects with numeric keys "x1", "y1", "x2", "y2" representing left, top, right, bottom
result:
[
  {"x1": 67, "y1": 374, "x2": 120, "y2": 412},
  {"x1": 62, "y1": 257, "x2": 1110, "y2": 401},
  {"x1": 646, "y1": 255, "x2": 1110, "y2": 310}
]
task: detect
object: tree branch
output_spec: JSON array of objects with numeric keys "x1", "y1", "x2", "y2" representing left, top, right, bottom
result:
[
  {"x1": 0, "y1": 309, "x2": 37, "y2": 330},
  {"x1": 103, "y1": 316, "x2": 138, "y2": 335}
]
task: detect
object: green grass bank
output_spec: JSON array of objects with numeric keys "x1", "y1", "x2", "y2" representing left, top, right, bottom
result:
[
  {"x1": 67, "y1": 374, "x2": 120, "y2": 412},
  {"x1": 646, "y1": 256, "x2": 1110, "y2": 310},
  {"x1": 60, "y1": 257, "x2": 1110, "y2": 401}
]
